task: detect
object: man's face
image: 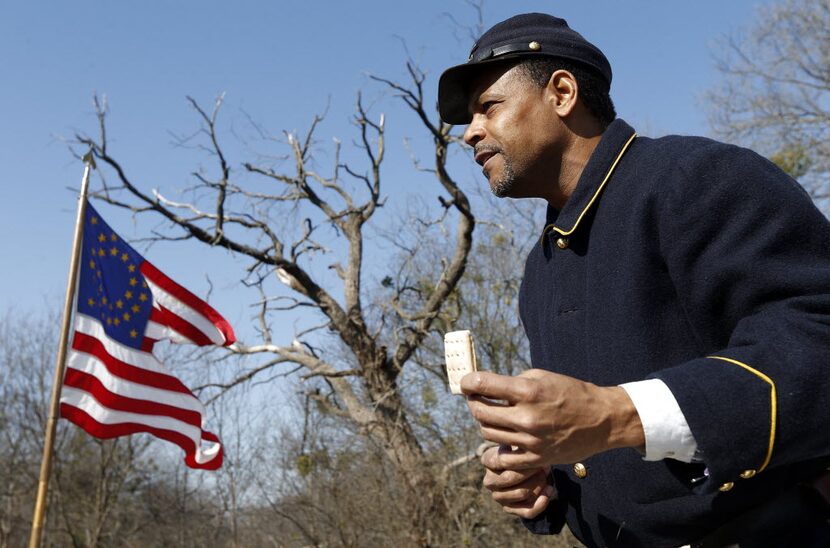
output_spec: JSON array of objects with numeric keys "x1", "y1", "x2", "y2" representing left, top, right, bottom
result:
[{"x1": 463, "y1": 63, "x2": 562, "y2": 200}]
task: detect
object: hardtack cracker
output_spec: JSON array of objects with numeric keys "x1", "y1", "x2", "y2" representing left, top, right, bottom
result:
[{"x1": 444, "y1": 330, "x2": 477, "y2": 394}]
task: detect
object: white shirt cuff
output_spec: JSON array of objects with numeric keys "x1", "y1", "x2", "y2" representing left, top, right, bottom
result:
[{"x1": 620, "y1": 379, "x2": 699, "y2": 462}]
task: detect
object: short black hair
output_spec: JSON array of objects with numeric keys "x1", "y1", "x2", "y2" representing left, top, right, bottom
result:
[{"x1": 517, "y1": 57, "x2": 616, "y2": 127}]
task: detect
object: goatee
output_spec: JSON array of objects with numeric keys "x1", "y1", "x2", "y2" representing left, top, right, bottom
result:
[{"x1": 490, "y1": 156, "x2": 516, "y2": 198}]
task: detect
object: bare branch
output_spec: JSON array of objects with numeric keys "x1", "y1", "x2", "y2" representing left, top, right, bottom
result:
[{"x1": 707, "y1": 0, "x2": 830, "y2": 205}]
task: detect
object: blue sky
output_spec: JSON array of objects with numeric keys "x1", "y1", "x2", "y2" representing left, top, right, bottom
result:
[{"x1": 0, "y1": 0, "x2": 770, "y2": 339}]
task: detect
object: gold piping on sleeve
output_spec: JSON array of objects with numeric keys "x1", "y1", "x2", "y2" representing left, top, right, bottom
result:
[{"x1": 708, "y1": 356, "x2": 777, "y2": 472}]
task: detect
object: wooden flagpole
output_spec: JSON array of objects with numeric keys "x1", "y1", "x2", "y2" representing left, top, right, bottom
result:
[{"x1": 29, "y1": 152, "x2": 96, "y2": 548}]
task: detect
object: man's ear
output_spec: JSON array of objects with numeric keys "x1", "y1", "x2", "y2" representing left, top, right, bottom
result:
[{"x1": 546, "y1": 69, "x2": 579, "y2": 117}]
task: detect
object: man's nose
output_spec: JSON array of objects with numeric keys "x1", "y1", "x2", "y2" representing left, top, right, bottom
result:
[{"x1": 463, "y1": 115, "x2": 485, "y2": 147}]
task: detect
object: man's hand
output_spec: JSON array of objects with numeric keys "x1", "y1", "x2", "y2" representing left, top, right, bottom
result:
[
  {"x1": 481, "y1": 445, "x2": 555, "y2": 519},
  {"x1": 462, "y1": 369, "x2": 645, "y2": 469}
]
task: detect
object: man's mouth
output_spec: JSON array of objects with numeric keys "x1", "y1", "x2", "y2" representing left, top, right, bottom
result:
[{"x1": 474, "y1": 149, "x2": 497, "y2": 167}]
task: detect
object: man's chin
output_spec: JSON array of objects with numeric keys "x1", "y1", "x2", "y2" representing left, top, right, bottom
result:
[
  {"x1": 486, "y1": 163, "x2": 517, "y2": 198},
  {"x1": 490, "y1": 180, "x2": 514, "y2": 198}
]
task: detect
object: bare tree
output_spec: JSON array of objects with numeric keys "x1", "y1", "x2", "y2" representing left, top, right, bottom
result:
[
  {"x1": 707, "y1": 0, "x2": 830, "y2": 209},
  {"x1": 72, "y1": 55, "x2": 475, "y2": 536},
  {"x1": 59, "y1": 9, "x2": 581, "y2": 543},
  {"x1": 0, "y1": 312, "x2": 54, "y2": 548},
  {"x1": 51, "y1": 434, "x2": 150, "y2": 548}
]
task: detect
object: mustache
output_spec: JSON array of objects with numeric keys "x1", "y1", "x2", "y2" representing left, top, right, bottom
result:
[{"x1": 474, "y1": 144, "x2": 502, "y2": 156}]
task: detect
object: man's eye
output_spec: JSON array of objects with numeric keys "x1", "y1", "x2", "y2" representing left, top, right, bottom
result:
[{"x1": 482, "y1": 101, "x2": 497, "y2": 113}]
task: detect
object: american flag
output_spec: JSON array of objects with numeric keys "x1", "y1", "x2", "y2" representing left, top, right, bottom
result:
[{"x1": 60, "y1": 202, "x2": 235, "y2": 470}]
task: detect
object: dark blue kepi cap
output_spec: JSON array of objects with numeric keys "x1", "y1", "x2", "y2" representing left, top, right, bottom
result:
[{"x1": 438, "y1": 13, "x2": 612, "y2": 125}]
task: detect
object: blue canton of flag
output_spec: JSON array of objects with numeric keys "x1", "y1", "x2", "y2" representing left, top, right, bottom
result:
[{"x1": 76, "y1": 206, "x2": 152, "y2": 349}]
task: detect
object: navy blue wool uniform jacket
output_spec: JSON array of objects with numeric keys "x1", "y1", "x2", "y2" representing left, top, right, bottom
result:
[{"x1": 519, "y1": 119, "x2": 830, "y2": 547}]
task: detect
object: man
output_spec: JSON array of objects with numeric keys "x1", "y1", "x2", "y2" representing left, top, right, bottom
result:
[{"x1": 438, "y1": 13, "x2": 830, "y2": 547}]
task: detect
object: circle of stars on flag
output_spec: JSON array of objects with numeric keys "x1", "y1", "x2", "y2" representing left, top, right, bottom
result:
[{"x1": 81, "y1": 214, "x2": 151, "y2": 342}]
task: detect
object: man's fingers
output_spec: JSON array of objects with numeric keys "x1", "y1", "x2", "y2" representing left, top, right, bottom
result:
[
  {"x1": 479, "y1": 424, "x2": 535, "y2": 448},
  {"x1": 483, "y1": 470, "x2": 530, "y2": 491},
  {"x1": 460, "y1": 371, "x2": 534, "y2": 403},
  {"x1": 487, "y1": 445, "x2": 543, "y2": 470},
  {"x1": 480, "y1": 445, "x2": 504, "y2": 471},
  {"x1": 482, "y1": 463, "x2": 544, "y2": 490},
  {"x1": 466, "y1": 395, "x2": 526, "y2": 431},
  {"x1": 491, "y1": 482, "x2": 544, "y2": 504},
  {"x1": 482, "y1": 444, "x2": 523, "y2": 471},
  {"x1": 485, "y1": 467, "x2": 547, "y2": 493},
  {"x1": 481, "y1": 445, "x2": 537, "y2": 473},
  {"x1": 501, "y1": 485, "x2": 556, "y2": 519}
]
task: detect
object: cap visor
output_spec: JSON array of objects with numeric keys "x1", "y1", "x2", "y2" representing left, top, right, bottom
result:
[{"x1": 438, "y1": 57, "x2": 522, "y2": 125}]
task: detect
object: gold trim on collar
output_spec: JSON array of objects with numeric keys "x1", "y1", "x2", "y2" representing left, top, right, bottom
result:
[
  {"x1": 540, "y1": 132, "x2": 638, "y2": 246},
  {"x1": 708, "y1": 356, "x2": 777, "y2": 472}
]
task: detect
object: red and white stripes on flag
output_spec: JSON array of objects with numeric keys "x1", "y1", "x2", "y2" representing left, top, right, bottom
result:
[
  {"x1": 142, "y1": 262, "x2": 234, "y2": 348},
  {"x1": 61, "y1": 203, "x2": 235, "y2": 470},
  {"x1": 61, "y1": 315, "x2": 225, "y2": 468}
]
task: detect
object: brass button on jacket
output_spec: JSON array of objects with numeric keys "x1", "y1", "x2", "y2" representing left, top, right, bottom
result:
[
  {"x1": 573, "y1": 462, "x2": 587, "y2": 479},
  {"x1": 556, "y1": 237, "x2": 569, "y2": 250},
  {"x1": 719, "y1": 482, "x2": 735, "y2": 492},
  {"x1": 739, "y1": 469, "x2": 757, "y2": 479}
]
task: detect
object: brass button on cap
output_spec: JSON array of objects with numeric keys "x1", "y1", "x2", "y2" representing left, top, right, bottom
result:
[
  {"x1": 739, "y1": 469, "x2": 757, "y2": 479},
  {"x1": 719, "y1": 482, "x2": 734, "y2": 492},
  {"x1": 528, "y1": 41, "x2": 541, "y2": 51},
  {"x1": 556, "y1": 237, "x2": 569, "y2": 249},
  {"x1": 573, "y1": 462, "x2": 587, "y2": 479}
]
